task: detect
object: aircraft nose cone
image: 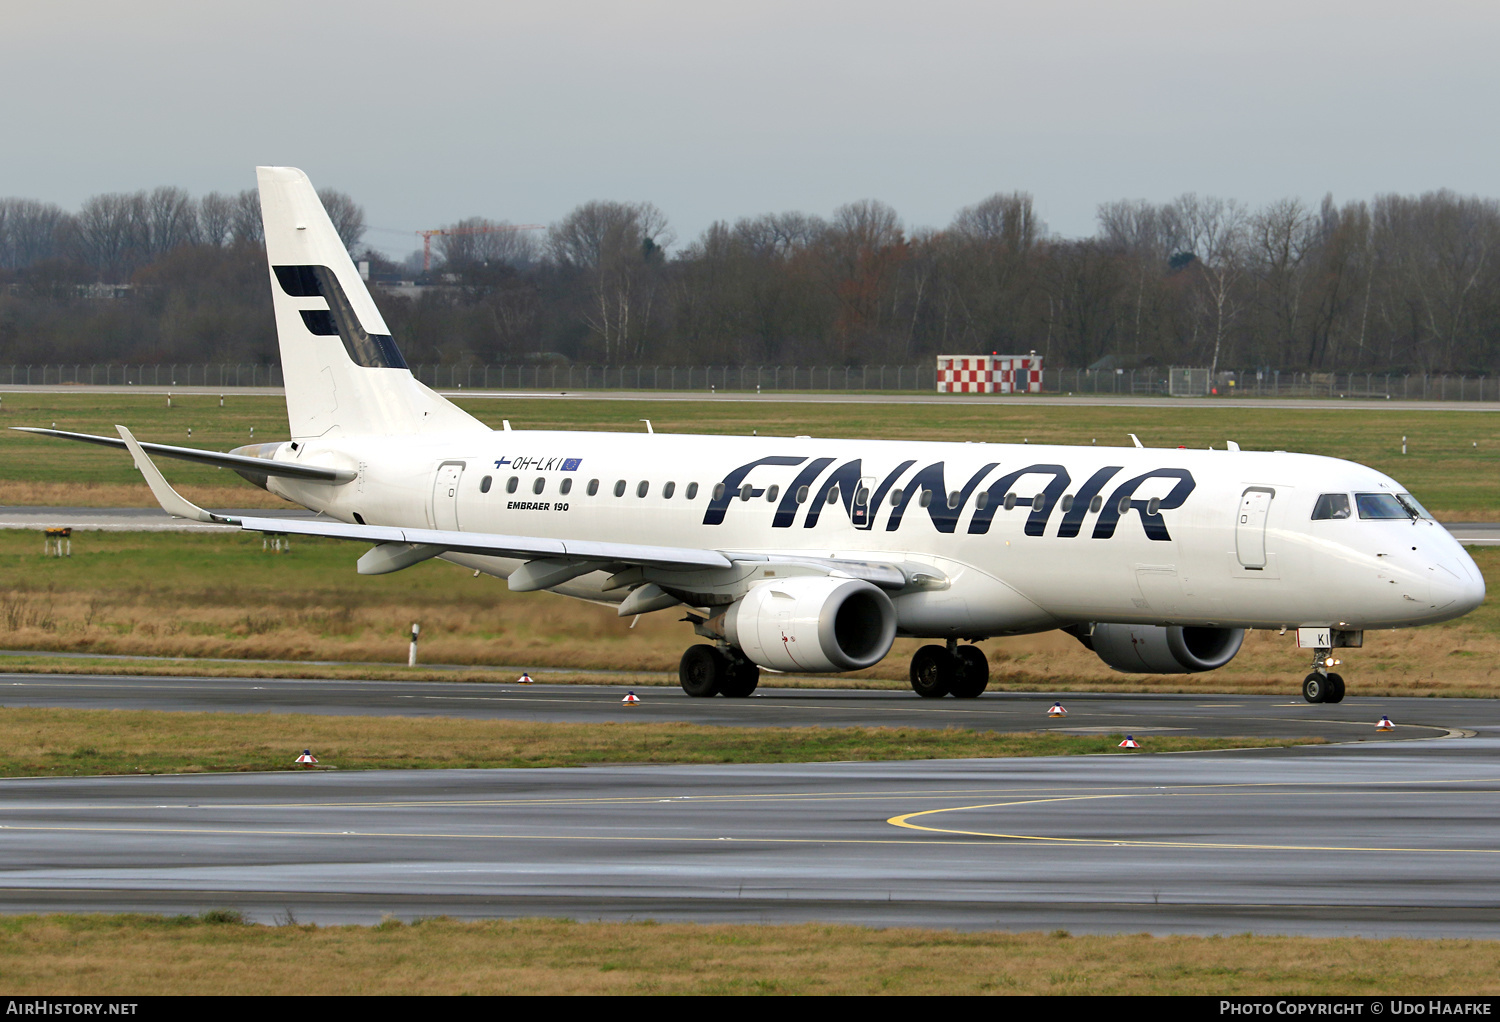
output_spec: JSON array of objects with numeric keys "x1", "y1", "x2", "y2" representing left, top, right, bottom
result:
[{"x1": 1454, "y1": 557, "x2": 1487, "y2": 614}]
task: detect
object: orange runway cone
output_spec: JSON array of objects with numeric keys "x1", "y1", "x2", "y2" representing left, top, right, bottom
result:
[
  {"x1": 622, "y1": 691, "x2": 640, "y2": 706},
  {"x1": 1047, "y1": 702, "x2": 1068, "y2": 717},
  {"x1": 1375, "y1": 715, "x2": 1395, "y2": 732},
  {"x1": 1118, "y1": 735, "x2": 1140, "y2": 748},
  {"x1": 295, "y1": 749, "x2": 318, "y2": 766}
]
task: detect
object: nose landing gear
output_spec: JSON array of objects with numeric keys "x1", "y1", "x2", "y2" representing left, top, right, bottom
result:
[{"x1": 1302, "y1": 646, "x2": 1346, "y2": 703}]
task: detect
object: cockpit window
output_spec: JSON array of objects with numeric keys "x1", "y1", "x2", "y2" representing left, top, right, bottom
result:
[
  {"x1": 1311, "y1": 493, "x2": 1351, "y2": 520},
  {"x1": 1398, "y1": 493, "x2": 1434, "y2": 520},
  {"x1": 1356, "y1": 492, "x2": 1430, "y2": 520}
]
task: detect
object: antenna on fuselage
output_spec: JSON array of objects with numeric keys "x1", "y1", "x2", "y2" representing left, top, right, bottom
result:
[
  {"x1": 641, "y1": 419, "x2": 654, "y2": 434},
  {"x1": 1227, "y1": 440, "x2": 1241, "y2": 451},
  {"x1": 1128, "y1": 433, "x2": 1143, "y2": 448}
]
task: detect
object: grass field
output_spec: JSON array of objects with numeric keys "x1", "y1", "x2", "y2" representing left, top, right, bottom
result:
[
  {"x1": 2, "y1": 915, "x2": 1497, "y2": 995},
  {"x1": 0, "y1": 707, "x2": 1313, "y2": 777},
  {"x1": 2, "y1": 391, "x2": 1499, "y2": 514},
  {"x1": 1, "y1": 530, "x2": 1496, "y2": 695}
]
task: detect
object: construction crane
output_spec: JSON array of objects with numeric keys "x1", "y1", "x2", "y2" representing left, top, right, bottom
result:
[{"x1": 416, "y1": 223, "x2": 544, "y2": 273}]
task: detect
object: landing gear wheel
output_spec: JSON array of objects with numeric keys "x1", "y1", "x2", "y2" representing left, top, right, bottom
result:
[
  {"x1": 1302, "y1": 672, "x2": 1329, "y2": 703},
  {"x1": 910, "y1": 644, "x2": 954, "y2": 698},
  {"x1": 1324, "y1": 673, "x2": 1345, "y2": 704},
  {"x1": 949, "y1": 645, "x2": 990, "y2": 699},
  {"x1": 719, "y1": 656, "x2": 761, "y2": 698},
  {"x1": 680, "y1": 645, "x2": 727, "y2": 697}
]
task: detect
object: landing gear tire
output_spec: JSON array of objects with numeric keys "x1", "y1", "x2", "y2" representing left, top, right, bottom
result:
[
  {"x1": 680, "y1": 645, "x2": 727, "y2": 697},
  {"x1": 949, "y1": 645, "x2": 990, "y2": 699},
  {"x1": 910, "y1": 645, "x2": 953, "y2": 698},
  {"x1": 719, "y1": 656, "x2": 761, "y2": 698},
  {"x1": 1324, "y1": 673, "x2": 1345, "y2": 703},
  {"x1": 1302, "y1": 672, "x2": 1329, "y2": 704}
]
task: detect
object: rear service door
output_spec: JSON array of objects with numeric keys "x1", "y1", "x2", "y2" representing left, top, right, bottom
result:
[
  {"x1": 432, "y1": 462, "x2": 465, "y2": 531},
  {"x1": 1235, "y1": 487, "x2": 1274, "y2": 569}
]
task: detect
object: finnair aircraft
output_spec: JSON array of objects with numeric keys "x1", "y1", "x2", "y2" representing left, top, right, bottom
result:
[{"x1": 20, "y1": 168, "x2": 1486, "y2": 703}]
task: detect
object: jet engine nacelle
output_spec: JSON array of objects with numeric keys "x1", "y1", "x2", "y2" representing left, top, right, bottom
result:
[
  {"x1": 725, "y1": 576, "x2": 897, "y2": 673},
  {"x1": 1077, "y1": 623, "x2": 1245, "y2": 674}
]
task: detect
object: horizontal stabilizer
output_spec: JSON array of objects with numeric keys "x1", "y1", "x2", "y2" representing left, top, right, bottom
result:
[{"x1": 12, "y1": 427, "x2": 355, "y2": 482}]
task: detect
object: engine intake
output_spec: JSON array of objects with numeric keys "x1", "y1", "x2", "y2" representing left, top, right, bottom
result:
[
  {"x1": 1073, "y1": 623, "x2": 1245, "y2": 674},
  {"x1": 725, "y1": 576, "x2": 897, "y2": 673}
]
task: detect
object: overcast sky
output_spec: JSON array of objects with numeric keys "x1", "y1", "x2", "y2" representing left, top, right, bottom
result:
[{"x1": 3, "y1": 0, "x2": 1496, "y2": 259}]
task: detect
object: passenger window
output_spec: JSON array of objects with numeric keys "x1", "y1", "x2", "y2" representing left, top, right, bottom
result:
[
  {"x1": 637, "y1": 480, "x2": 649, "y2": 498},
  {"x1": 712, "y1": 483, "x2": 725, "y2": 501},
  {"x1": 1312, "y1": 493, "x2": 1351, "y2": 520},
  {"x1": 559, "y1": 478, "x2": 573, "y2": 495},
  {"x1": 479, "y1": 476, "x2": 492, "y2": 494},
  {"x1": 1060, "y1": 494, "x2": 1074, "y2": 512},
  {"x1": 1090, "y1": 495, "x2": 1104, "y2": 513},
  {"x1": 974, "y1": 491, "x2": 988, "y2": 510},
  {"x1": 827, "y1": 485, "x2": 840, "y2": 505},
  {"x1": 796, "y1": 485, "x2": 809, "y2": 504},
  {"x1": 766, "y1": 484, "x2": 779, "y2": 502},
  {"x1": 506, "y1": 476, "x2": 519, "y2": 494},
  {"x1": 533, "y1": 477, "x2": 545, "y2": 495},
  {"x1": 686, "y1": 482, "x2": 699, "y2": 499},
  {"x1": 587, "y1": 479, "x2": 599, "y2": 496},
  {"x1": 919, "y1": 489, "x2": 932, "y2": 508},
  {"x1": 890, "y1": 488, "x2": 903, "y2": 506},
  {"x1": 1003, "y1": 492, "x2": 1016, "y2": 511},
  {"x1": 614, "y1": 480, "x2": 627, "y2": 497},
  {"x1": 739, "y1": 484, "x2": 754, "y2": 501},
  {"x1": 663, "y1": 481, "x2": 676, "y2": 499},
  {"x1": 1146, "y1": 497, "x2": 1160, "y2": 516}
]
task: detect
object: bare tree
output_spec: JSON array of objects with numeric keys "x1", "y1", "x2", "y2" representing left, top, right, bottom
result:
[
  {"x1": 141, "y1": 186, "x2": 198, "y2": 257},
  {"x1": 0, "y1": 198, "x2": 68, "y2": 268},
  {"x1": 436, "y1": 217, "x2": 539, "y2": 269},
  {"x1": 231, "y1": 189, "x2": 263, "y2": 245},
  {"x1": 953, "y1": 191, "x2": 1043, "y2": 253},
  {"x1": 549, "y1": 200, "x2": 672, "y2": 361},
  {"x1": 198, "y1": 192, "x2": 235, "y2": 248},
  {"x1": 1172, "y1": 193, "x2": 1248, "y2": 376},
  {"x1": 317, "y1": 188, "x2": 366, "y2": 252},
  {"x1": 70, "y1": 192, "x2": 141, "y2": 281}
]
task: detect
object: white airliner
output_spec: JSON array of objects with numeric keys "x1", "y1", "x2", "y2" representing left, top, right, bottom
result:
[{"x1": 19, "y1": 168, "x2": 1486, "y2": 703}]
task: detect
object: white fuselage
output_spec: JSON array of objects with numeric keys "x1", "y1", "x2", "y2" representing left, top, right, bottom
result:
[{"x1": 263, "y1": 429, "x2": 1485, "y2": 637}]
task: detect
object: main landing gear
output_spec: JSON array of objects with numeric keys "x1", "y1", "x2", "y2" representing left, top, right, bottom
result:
[
  {"x1": 909, "y1": 639, "x2": 990, "y2": 699},
  {"x1": 679, "y1": 644, "x2": 761, "y2": 698},
  {"x1": 1302, "y1": 645, "x2": 1346, "y2": 703}
]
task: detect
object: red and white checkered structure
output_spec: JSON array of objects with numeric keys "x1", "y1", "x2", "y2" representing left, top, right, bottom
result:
[{"x1": 936, "y1": 355, "x2": 1043, "y2": 394}]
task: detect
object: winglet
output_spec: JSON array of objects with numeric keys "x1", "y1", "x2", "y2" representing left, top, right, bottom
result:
[{"x1": 116, "y1": 425, "x2": 240, "y2": 525}]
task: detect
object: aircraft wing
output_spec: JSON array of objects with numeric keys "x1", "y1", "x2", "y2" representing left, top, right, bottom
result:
[
  {"x1": 112, "y1": 424, "x2": 730, "y2": 572},
  {"x1": 112, "y1": 425, "x2": 925, "y2": 590},
  {"x1": 11, "y1": 427, "x2": 355, "y2": 483}
]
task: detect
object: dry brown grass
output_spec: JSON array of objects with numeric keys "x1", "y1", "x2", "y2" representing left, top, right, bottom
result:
[
  {"x1": 0, "y1": 480, "x2": 292, "y2": 509},
  {"x1": 1, "y1": 916, "x2": 1496, "y2": 994},
  {"x1": 2, "y1": 532, "x2": 1496, "y2": 697}
]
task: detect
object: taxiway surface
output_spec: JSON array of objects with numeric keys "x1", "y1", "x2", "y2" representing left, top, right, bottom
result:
[
  {"x1": 2, "y1": 743, "x2": 1498, "y2": 936},
  {"x1": 1, "y1": 678, "x2": 1498, "y2": 935}
]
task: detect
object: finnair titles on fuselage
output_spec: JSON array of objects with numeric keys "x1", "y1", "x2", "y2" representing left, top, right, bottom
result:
[{"x1": 21, "y1": 167, "x2": 1484, "y2": 704}]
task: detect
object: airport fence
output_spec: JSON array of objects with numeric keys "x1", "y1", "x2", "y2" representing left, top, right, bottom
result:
[{"x1": 0, "y1": 362, "x2": 1495, "y2": 401}]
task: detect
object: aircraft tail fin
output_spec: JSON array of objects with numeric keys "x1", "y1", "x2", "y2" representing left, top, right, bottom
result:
[{"x1": 256, "y1": 166, "x2": 486, "y2": 439}]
